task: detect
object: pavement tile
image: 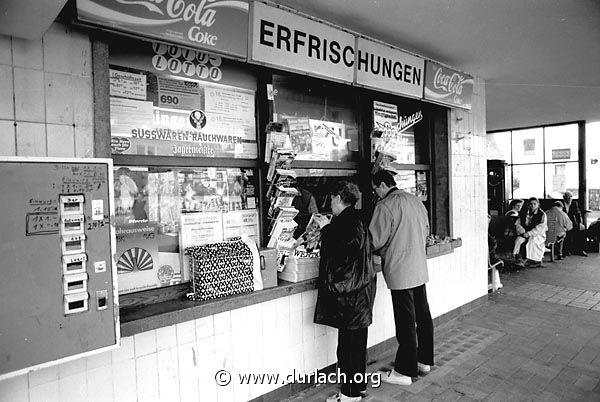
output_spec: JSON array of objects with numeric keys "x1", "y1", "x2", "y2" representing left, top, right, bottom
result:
[
  {"x1": 434, "y1": 388, "x2": 463, "y2": 401},
  {"x1": 284, "y1": 254, "x2": 600, "y2": 402}
]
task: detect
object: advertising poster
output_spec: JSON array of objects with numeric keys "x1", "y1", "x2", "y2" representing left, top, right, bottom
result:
[
  {"x1": 180, "y1": 211, "x2": 224, "y2": 249},
  {"x1": 115, "y1": 222, "x2": 161, "y2": 294},
  {"x1": 110, "y1": 69, "x2": 146, "y2": 100},
  {"x1": 147, "y1": 170, "x2": 180, "y2": 233},
  {"x1": 371, "y1": 102, "x2": 418, "y2": 164},
  {"x1": 372, "y1": 101, "x2": 398, "y2": 161},
  {"x1": 223, "y1": 210, "x2": 260, "y2": 243},
  {"x1": 108, "y1": 42, "x2": 258, "y2": 159},
  {"x1": 77, "y1": 0, "x2": 250, "y2": 59},
  {"x1": 180, "y1": 211, "x2": 224, "y2": 280},
  {"x1": 114, "y1": 167, "x2": 149, "y2": 225},
  {"x1": 295, "y1": 120, "x2": 349, "y2": 161},
  {"x1": 287, "y1": 118, "x2": 313, "y2": 155}
]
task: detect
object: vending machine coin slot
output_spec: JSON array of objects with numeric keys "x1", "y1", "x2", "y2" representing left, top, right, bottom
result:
[
  {"x1": 59, "y1": 195, "x2": 85, "y2": 215},
  {"x1": 62, "y1": 254, "x2": 87, "y2": 274},
  {"x1": 60, "y1": 216, "x2": 85, "y2": 234},
  {"x1": 96, "y1": 290, "x2": 108, "y2": 311},
  {"x1": 61, "y1": 234, "x2": 86, "y2": 255},
  {"x1": 63, "y1": 272, "x2": 88, "y2": 295},
  {"x1": 63, "y1": 292, "x2": 89, "y2": 315}
]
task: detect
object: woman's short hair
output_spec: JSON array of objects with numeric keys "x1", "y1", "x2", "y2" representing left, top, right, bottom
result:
[
  {"x1": 508, "y1": 199, "x2": 523, "y2": 209},
  {"x1": 372, "y1": 170, "x2": 396, "y2": 187},
  {"x1": 331, "y1": 181, "x2": 361, "y2": 206},
  {"x1": 528, "y1": 197, "x2": 539, "y2": 204}
]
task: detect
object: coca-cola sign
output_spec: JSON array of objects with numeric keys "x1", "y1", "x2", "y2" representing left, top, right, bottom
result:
[
  {"x1": 77, "y1": 0, "x2": 249, "y2": 58},
  {"x1": 424, "y1": 61, "x2": 473, "y2": 109}
]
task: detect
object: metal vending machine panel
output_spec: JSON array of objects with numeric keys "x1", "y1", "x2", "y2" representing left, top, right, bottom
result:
[{"x1": 0, "y1": 158, "x2": 119, "y2": 380}]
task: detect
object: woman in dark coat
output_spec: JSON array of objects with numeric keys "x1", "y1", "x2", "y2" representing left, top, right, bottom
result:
[{"x1": 313, "y1": 181, "x2": 377, "y2": 402}]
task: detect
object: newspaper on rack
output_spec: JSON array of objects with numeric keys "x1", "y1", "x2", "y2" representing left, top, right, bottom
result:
[
  {"x1": 267, "y1": 148, "x2": 296, "y2": 182},
  {"x1": 267, "y1": 185, "x2": 299, "y2": 219},
  {"x1": 266, "y1": 168, "x2": 297, "y2": 199}
]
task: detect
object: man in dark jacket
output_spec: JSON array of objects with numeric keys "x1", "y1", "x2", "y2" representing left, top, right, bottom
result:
[{"x1": 313, "y1": 181, "x2": 377, "y2": 402}]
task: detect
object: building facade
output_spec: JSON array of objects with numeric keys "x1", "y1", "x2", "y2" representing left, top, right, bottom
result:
[{"x1": 0, "y1": 2, "x2": 488, "y2": 400}]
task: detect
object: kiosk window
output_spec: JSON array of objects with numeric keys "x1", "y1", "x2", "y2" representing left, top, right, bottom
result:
[{"x1": 113, "y1": 166, "x2": 259, "y2": 295}]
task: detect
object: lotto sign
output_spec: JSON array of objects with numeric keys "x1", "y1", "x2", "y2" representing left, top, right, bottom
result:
[
  {"x1": 151, "y1": 42, "x2": 223, "y2": 82},
  {"x1": 76, "y1": 0, "x2": 250, "y2": 59}
]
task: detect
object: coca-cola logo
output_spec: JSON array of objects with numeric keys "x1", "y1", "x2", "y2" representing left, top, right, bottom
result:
[
  {"x1": 115, "y1": 0, "x2": 220, "y2": 27},
  {"x1": 433, "y1": 67, "x2": 466, "y2": 96}
]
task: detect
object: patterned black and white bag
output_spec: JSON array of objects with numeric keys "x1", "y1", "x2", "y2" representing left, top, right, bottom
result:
[{"x1": 185, "y1": 238, "x2": 258, "y2": 301}]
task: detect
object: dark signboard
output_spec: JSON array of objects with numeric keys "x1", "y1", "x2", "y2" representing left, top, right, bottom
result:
[
  {"x1": 424, "y1": 61, "x2": 473, "y2": 109},
  {"x1": 77, "y1": 0, "x2": 249, "y2": 59}
]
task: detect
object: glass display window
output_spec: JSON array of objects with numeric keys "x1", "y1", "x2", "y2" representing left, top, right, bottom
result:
[
  {"x1": 544, "y1": 162, "x2": 579, "y2": 199},
  {"x1": 487, "y1": 131, "x2": 511, "y2": 163},
  {"x1": 114, "y1": 166, "x2": 259, "y2": 295},
  {"x1": 271, "y1": 74, "x2": 359, "y2": 162},
  {"x1": 294, "y1": 169, "x2": 360, "y2": 215},
  {"x1": 544, "y1": 124, "x2": 578, "y2": 163},
  {"x1": 511, "y1": 127, "x2": 544, "y2": 164},
  {"x1": 587, "y1": 122, "x2": 600, "y2": 222},
  {"x1": 109, "y1": 40, "x2": 258, "y2": 159},
  {"x1": 512, "y1": 164, "x2": 545, "y2": 199}
]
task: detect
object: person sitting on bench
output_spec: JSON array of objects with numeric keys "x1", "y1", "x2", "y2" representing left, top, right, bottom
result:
[
  {"x1": 514, "y1": 197, "x2": 547, "y2": 268},
  {"x1": 545, "y1": 200, "x2": 572, "y2": 260}
]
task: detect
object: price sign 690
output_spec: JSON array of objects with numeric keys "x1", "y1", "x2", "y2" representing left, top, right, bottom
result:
[
  {"x1": 160, "y1": 94, "x2": 180, "y2": 105},
  {"x1": 151, "y1": 42, "x2": 223, "y2": 82}
]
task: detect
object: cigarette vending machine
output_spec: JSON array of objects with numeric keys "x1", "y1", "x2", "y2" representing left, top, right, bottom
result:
[{"x1": 0, "y1": 158, "x2": 119, "y2": 380}]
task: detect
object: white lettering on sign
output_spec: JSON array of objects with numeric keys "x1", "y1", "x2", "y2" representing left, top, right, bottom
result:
[
  {"x1": 188, "y1": 26, "x2": 218, "y2": 45},
  {"x1": 397, "y1": 111, "x2": 423, "y2": 133},
  {"x1": 116, "y1": 0, "x2": 217, "y2": 27},
  {"x1": 433, "y1": 67, "x2": 467, "y2": 96}
]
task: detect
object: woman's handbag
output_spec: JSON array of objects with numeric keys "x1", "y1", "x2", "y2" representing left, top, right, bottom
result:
[{"x1": 186, "y1": 238, "x2": 256, "y2": 301}]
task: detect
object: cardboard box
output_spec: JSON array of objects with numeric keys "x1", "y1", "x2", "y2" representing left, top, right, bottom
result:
[{"x1": 259, "y1": 247, "x2": 278, "y2": 289}]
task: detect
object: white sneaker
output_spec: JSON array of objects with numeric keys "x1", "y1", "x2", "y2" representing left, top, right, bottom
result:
[
  {"x1": 417, "y1": 362, "x2": 431, "y2": 373},
  {"x1": 381, "y1": 370, "x2": 412, "y2": 385},
  {"x1": 325, "y1": 392, "x2": 361, "y2": 402}
]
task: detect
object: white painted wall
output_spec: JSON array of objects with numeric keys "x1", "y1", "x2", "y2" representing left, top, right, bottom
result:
[{"x1": 0, "y1": 23, "x2": 487, "y2": 401}]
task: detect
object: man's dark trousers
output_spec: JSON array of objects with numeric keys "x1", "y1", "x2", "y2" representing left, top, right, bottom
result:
[{"x1": 391, "y1": 284, "x2": 434, "y2": 377}]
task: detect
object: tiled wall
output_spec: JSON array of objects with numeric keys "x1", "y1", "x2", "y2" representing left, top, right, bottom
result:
[
  {"x1": 0, "y1": 23, "x2": 94, "y2": 158},
  {"x1": 0, "y1": 24, "x2": 488, "y2": 401},
  {"x1": 427, "y1": 77, "x2": 489, "y2": 318}
]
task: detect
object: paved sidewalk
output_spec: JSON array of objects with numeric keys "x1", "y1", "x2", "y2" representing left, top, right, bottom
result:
[{"x1": 286, "y1": 253, "x2": 600, "y2": 401}]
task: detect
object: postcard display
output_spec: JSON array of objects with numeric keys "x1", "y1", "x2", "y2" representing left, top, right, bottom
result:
[
  {"x1": 0, "y1": 158, "x2": 118, "y2": 380},
  {"x1": 265, "y1": 126, "x2": 321, "y2": 283},
  {"x1": 109, "y1": 42, "x2": 262, "y2": 296}
]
